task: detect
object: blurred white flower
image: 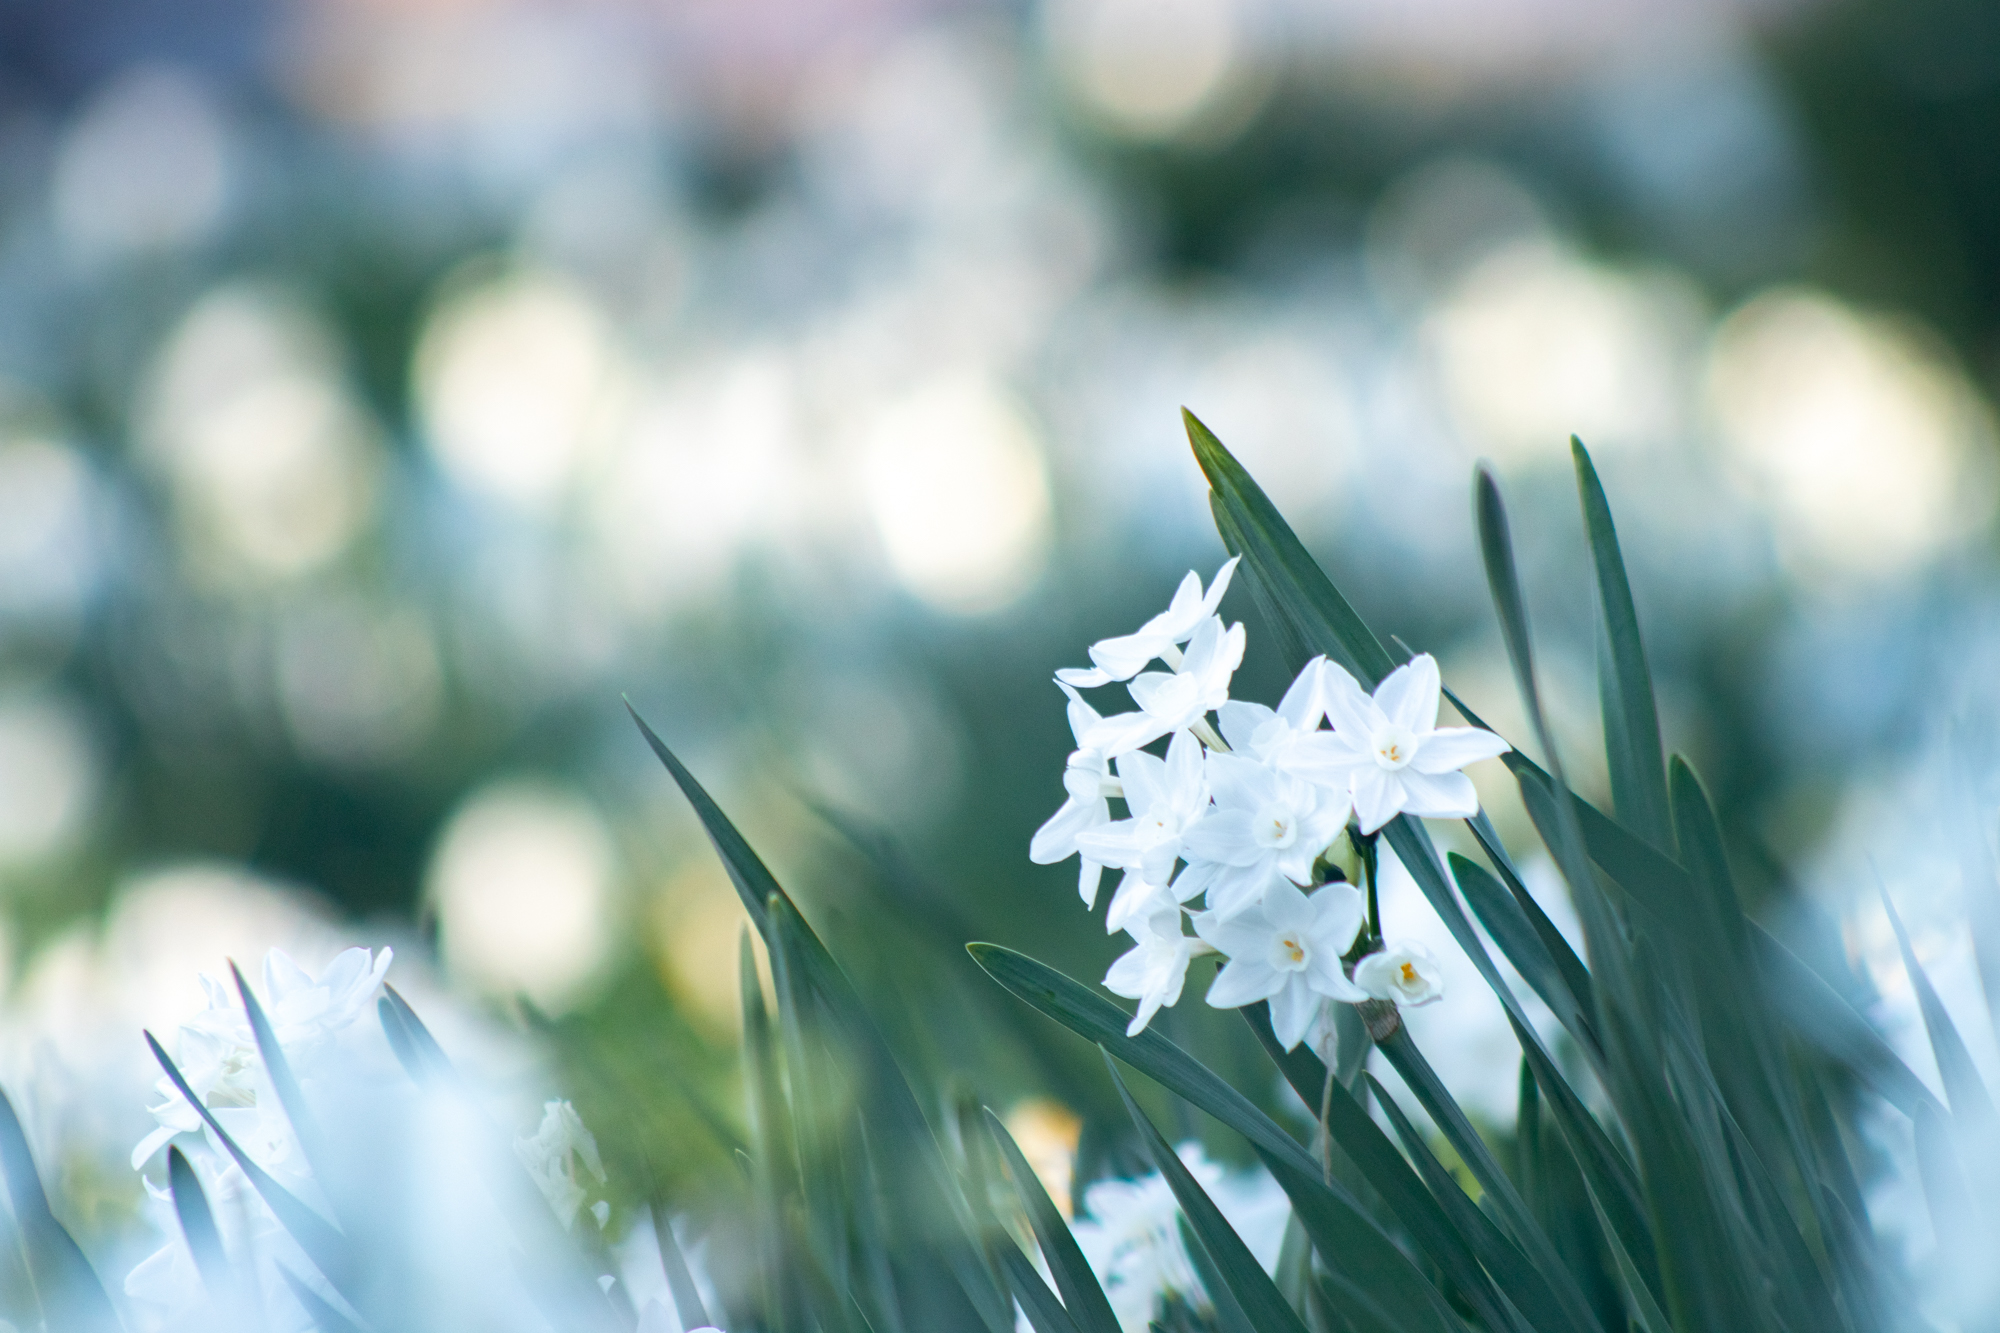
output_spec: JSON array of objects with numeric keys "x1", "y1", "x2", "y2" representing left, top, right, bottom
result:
[
  {"x1": 1058, "y1": 558, "x2": 1238, "y2": 688},
  {"x1": 1280, "y1": 654, "x2": 1510, "y2": 833},
  {"x1": 516, "y1": 1099, "x2": 608, "y2": 1231},
  {"x1": 1195, "y1": 881, "x2": 1367, "y2": 1050},
  {"x1": 1030, "y1": 681, "x2": 1118, "y2": 908},
  {"x1": 1103, "y1": 908, "x2": 1200, "y2": 1037},
  {"x1": 1082, "y1": 616, "x2": 1245, "y2": 758},
  {"x1": 1077, "y1": 731, "x2": 1209, "y2": 918},
  {"x1": 1354, "y1": 941, "x2": 1447, "y2": 1007},
  {"x1": 1180, "y1": 753, "x2": 1349, "y2": 919},
  {"x1": 132, "y1": 946, "x2": 393, "y2": 1169},
  {"x1": 1070, "y1": 1142, "x2": 1288, "y2": 1333}
]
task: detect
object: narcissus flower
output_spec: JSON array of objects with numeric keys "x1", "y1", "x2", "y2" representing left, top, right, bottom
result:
[
  {"x1": 1215, "y1": 656, "x2": 1328, "y2": 765},
  {"x1": 1031, "y1": 681, "x2": 1119, "y2": 907},
  {"x1": 1179, "y1": 753, "x2": 1349, "y2": 919},
  {"x1": 1279, "y1": 653, "x2": 1510, "y2": 833},
  {"x1": 1103, "y1": 908, "x2": 1200, "y2": 1037},
  {"x1": 1083, "y1": 615, "x2": 1245, "y2": 758},
  {"x1": 1058, "y1": 557, "x2": 1239, "y2": 688},
  {"x1": 1194, "y1": 881, "x2": 1368, "y2": 1049},
  {"x1": 1077, "y1": 730, "x2": 1209, "y2": 893},
  {"x1": 1354, "y1": 941, "x2": 1446, "y2": 1007}
]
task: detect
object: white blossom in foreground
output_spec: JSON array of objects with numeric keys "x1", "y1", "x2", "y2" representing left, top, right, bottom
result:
[
  {"x1": 1280, "y1": 654, "x2": 1510, "y2": 833},
  {"x1": 1179, "y1": 753, "x2": 1349, "y2": 919},
  {"x1": 1070, "y1": 1142, "x2": 1287, "y2": 1333},
  {"x1": 1103, "y1": 908, "x2": 1200, "y2": 1037},
  {"x1": 1030, "y1": 682, "x2": 1118, "y2": 907},
  {"x1": 1354, "y1": 941, "x2": 1447, "y2": 1007},
  {"x1": 516, "y1": 1099, "x2": 608, "y2": 1231},
  {"x1": 1214, "y1": 656, "x2": 1329, "y2": 765},
  {"x1": 1077, "y1": 731, "x2": 1209, "y2": 932},
  {"x1": 1082, "y1": 616, "x2": 1245, "y2": 759},
  {"x1": 1056, "y1": 557, "x2": 1239, "y2": 688},
  {"x1": 1195, "y1": 881, "x2": 1368, "y2": 1049},
  {"x1": 132, "y1": 946, "x2": 394, "y2": 1169}
]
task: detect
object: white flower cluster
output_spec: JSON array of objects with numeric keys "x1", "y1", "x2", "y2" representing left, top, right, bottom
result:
[
  {"x1": 1032, "y1": 560, "x2": 1506, "y2": 1048},
  {"x1": 125, "y1": 947, "x2": 394, "y2": 1331}
]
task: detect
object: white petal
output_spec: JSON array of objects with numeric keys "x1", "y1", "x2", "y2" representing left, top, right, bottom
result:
[
  {"x1": 1305, "y1": 882, "x2": 1366, "y2": 951},
  {"x1": 1164, "y1": 568, "x2": 1206, "y2": 625},
  {"x1": 1202, "y1": 752, "x2": 1271, "y2": 810},
  {"x1": 1031, "y1": 798, "x2": 1095, "y2": 863},
  {"x1": 1307, "y1": 955, "x2": 1368, "y2": 1003},
  {"x1": 1170, "y1": 857, "x2": 1224, "y2": 904},
  {"x1": 1258, "y1": 880, "x2": 1314, "y2": 931},
  {"x1": 1275, "y1": 657, "x2": 1328, "y2": 730},
  {"x1": 1352, "y1": 767, "x2": 1404, "y2": 834},
  {"x1": 1216, "y1": 700, "x2": 1274, "y2": 754},
  {"x1": 1373, "y1": 654, "x2": 1441, "y2": 734},
  {"x1": 1162, "y1": 730, "x2": 1206, "y2": 809},
  {"x1": 1205, "y1": 957, "x2": 1284, "y2": 1008},
  {"x1": 1113, "y1": 749, "x2": 1166, "y2": 813},
  {"x1": 1316, "y1": 661, "x2": 1379, "y2": 740},
  {"x1": 1192, "y1": 907, "x2": 1272, "y2": 958},
  {"x1": 1083, "y1": 710, "x2": 1172, "y2": 758},
  {"x1": 1202, "y1": 863, "x2": 1278, "y2": 919},
  {"x1": 1105, "y1": 874, "x2": 1168, "y2": 935},
  {"x1": 1268, "y1": 979, "x2": 1321, "y2": 1050},
  {"x1": 1198, "y1": 556, "x2": 1240, "y2": 619},
  {"x1": 1396, "y1": 769, "x2": 1479, "y2": 820},
  {"x1": 1409, "y1": 726, "x2": 1512, "y2": 775},
  {"x1": 1056, "y1": 666, "x2": 1113, "y2": 688},
  {"x1": 1059, "y1": 681, "x2": 1104, "y2": 743},
  {"x1": 1089, "y1": 632, "x2": 1168, "y2": 681},
  {"x1": 1181, "y1": 810, "x2": 1264, "y2": 868},
  {"x1": 1080, "y1": 858, "x2": 1106, "y2": 909},
  {"x1": 1274, "y1": 733, "x2": 1366, "y2": 792}
]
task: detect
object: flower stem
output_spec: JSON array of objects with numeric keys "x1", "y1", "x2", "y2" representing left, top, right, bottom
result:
[{"x1": 1357, "y1": 827, "x2": 1380, "y2": 946}]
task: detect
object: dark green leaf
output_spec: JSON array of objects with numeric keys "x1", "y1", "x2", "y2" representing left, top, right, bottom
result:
[
  {"x1": 1000, "y1": 1243, "x2": 1084, "y2": 1333},
  {"x1": 231, "y1": 962, "x2": 329, "y2": 1175},
  {"x1": 1179, "y1": 1215, "x2": 1259, "y2": 1333},
  {"x1": 168, "y1": 1146, "x2": 232, "y2": 1301},
  {"x1": 1448, "y1": 852, "x2": 1592, "y2": 1050},
  {"x1": 986, "y1": 1109, "x2": 1121, "y2": 1333},
  {"x1": 1572, "y1": 438, "x2": 1670, "y2": 852},
  {"x1": 1880, "y1": 883, "x2": 2000, "y2": 1136},
  {"x1": 1186, "y1": 409, "x2": 1394, "y2": 685},
  {"x1": 1106, "y1": 1055, "x2": 1310, "y2": 1333},
  {"x1": 650, "y1": 1202, "x2": 712, "y2": 1333}
]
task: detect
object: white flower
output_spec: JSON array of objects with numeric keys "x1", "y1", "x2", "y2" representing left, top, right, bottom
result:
[
  {"x1": 1194, "y1": 882, "x2": 1368, "y2": 1050},
  {"x1": 1214, "y1": 657, "x2": 1328, "y2": 765},
  {"x1": 1076, "y1": 731, "x2": 1210, "y2": 903},
  {"x1": 1278, "y1": 654, "x2": 1510, "y2": 834},
  {"x1": 1070, "y1": 1142, "x2": 1286, "y2": 1333},
  {"x1": 132, "y1": 946, "x2": 393, "y2": 1170},
  {"x1": 1082, "y1": 616, "x2": 1245, "y2": 759},
  {"x1": 1178, "y1": 753, "x2": 1350, "y2": 919},
  {"x1": 1057, "y1": 558, "x2": 1239, "y2": 688},
  {"x1": 1103, "y1": 908, "x2": 1198, "y2": 1037},
  {"x1": 1030, "y1": 682, "x2": 1119, "y2": 907},
  {"x1": 516, "y1": 1100, "x2": 607, "y2": 1231},
  {"x1": 1353, "y1": 941, "x2": 1446, "y2": 1007}
]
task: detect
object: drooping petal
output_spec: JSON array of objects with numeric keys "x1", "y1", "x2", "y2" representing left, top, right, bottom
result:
[
  {"x1": 1409, "y1": 726, "x2": 1512, "y2": 774},
  {"x1": 1059, "y1": 681, "x2": 1104, "y2": 745},
  {"x1": 1374, "y1": 654, "x2": 1441, "y2": 734},
  {"x1": 1395, "y1": 769, "x2": 1480, "y2": 821},
  {"x1": 1089, "y1": 631, "x2": 1171, "y2": 682},
  {"x1": 1056, "y1": 665, "x2": 1114, "y2": 688},
  {"x1": 1352, "y1": 766, "x2": 1404, "y2": 834},
  {"x1": 1031, "y1": 797, "x2": 1100, "y2": 863},
  {"x1": 1106, "y1": 874, "x2": 1170, "y2": 935},
  {"x1": 1267, "y1": 979, "x2": 1321, "y2": 1051},
  {"x1": 1306, "y1": 952, "x2": 1368, "y2": 1003},
  {"x1": 1216, "y1": 700, "x2": 1274, "y2": 753},
  {"x1": 1316, "y1": 660, "x2": 1379, "y2": 739},
  {"x1": 1204, "y1": 956, "x2": 1285, "y2": 1008},
  {"x1": 1080, "y1": 858, "x2": 1106, "y2": 909}
]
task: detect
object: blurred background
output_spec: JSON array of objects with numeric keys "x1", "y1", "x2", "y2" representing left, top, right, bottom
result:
[{"x1": 5, "y1": 0, "x2": 2000, "y2": 1291}]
